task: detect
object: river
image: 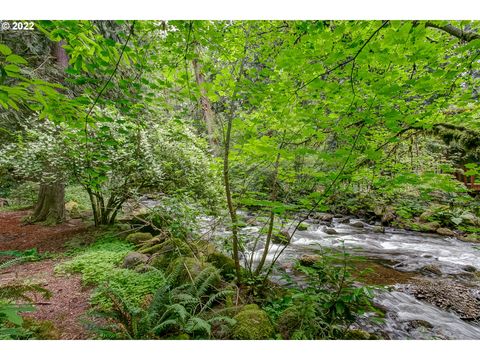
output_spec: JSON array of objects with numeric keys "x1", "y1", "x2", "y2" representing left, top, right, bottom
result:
[{"x1": 202, "y1": 214, "x2": 480, "y2": 339}]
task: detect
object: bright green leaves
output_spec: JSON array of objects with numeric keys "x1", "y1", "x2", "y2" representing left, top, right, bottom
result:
[{"x1": 0, "y1": 44, "x2": 12, "y2": 56}]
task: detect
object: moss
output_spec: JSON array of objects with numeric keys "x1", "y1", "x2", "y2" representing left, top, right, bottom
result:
[
  {"x1": 272, "y1": 230, "x2": 290, "y2": 245},
  {"x1": 126, "y1": 232, "x2": 153, "y2": 245},
  {"x1": 145, "y1": 238, "x2": 192, "y2": 268},
  {"x1": 297, "y1": 223, "x2": 309, "y2": 231},
  {"x1": 207, "y1": 252, "x2": 236, "y2": 280},
  {"x1": 232, "y1": 304, "x2": 274, "y2": 340},
  {"x1": 22, "y1": 318, "x2": 60, "y2": 339},
  {"x1": 276, "y1": 307, "x2": 303, "y2": 339},
  {"x1": 194, "y1": 240, "x2": 217, "y2": 257}
]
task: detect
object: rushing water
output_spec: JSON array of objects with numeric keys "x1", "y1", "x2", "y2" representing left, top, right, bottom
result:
[{"x1": 203, "y1": 214, "x2": 480, "y2": 339}]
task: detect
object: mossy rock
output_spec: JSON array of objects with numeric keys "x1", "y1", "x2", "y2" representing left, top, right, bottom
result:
[
  {"x1": 277, "y1": 306, "x2": 303, "y2": 339},
  {"x1": 298, "y1": 254, "x2": 321, "y2": 267},
  {"x1": 126, "y1": 232, "x2": 153, "y2": 245},
  {"x1": 145, "y1": 238, "x2": 193, "y2": 269},
  {"x1": 297, "y1": 223, "x2": 309, "y2": 231},
  {"x1": 272, "y1": 230, "x2": 290, "y2": 245},
  {"x1": 65, "y1": 200, "x2": 81, "y2": 219},
  {"x1": 207, "y1": 252, "x2": 236, "y2": 280},
  {"x1": 232, "y1": 304, "x2": 274, "y2": 340},
  {"x1": 436, "y1": 227, "x2": 455, "y2": 237},
  {"x1": 194, "y1": 240, "x2": 217, "y2": 257}
]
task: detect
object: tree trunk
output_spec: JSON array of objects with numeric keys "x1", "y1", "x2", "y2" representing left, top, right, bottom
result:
[
  {"x1": 192, "y1": 57, "x2": 217, "y2": 151},
  {"x1": 32, "y1": 182, "x2": 65, "y2": 223},
  {"x1": 30, "y1": 41, "x2": 69, "y2": 224}
]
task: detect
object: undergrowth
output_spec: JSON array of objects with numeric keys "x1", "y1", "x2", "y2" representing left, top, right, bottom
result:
[{"x1": 56, "y1": 235, "x2": 165, "y2": 310}]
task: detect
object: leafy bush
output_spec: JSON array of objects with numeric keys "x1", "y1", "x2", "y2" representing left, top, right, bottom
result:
[
  {"x1": 142, "y1": 196, "x2": 203, "y2": 240},
  {"x1": 264, "y1": 250, "x2": 381, "y2": 339}
]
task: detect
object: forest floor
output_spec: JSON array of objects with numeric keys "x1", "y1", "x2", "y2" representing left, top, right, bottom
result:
[{"x1": 0, "y1": 210, "x2": 93, "y2": 339}]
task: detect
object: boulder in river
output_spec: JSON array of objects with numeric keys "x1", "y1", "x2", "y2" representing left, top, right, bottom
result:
[
  {"x1": 419, "y1": 264, "x2": 442, "y2": 276},
  {"x1": 272, "y1": 230, "x2": 290, "y2": 245},
  {"x1": 350, "y1": 221, "x2": 365, "y2": 228},
  {"x1": 322, "y1": 227, "x2": 338, "y2": 235},
  {"x1": 436, "y1": 228, "x2": 455, "y2": 237},
  {"x1": 373, "y1": 225, "x2": 385, "y2": 233}
]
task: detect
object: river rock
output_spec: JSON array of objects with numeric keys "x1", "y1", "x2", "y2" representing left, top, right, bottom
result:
[
  {"x1": 311, "y1": 213, "x2": 334, "y2": 222},
  {"x1": 123, "y1": 251, "x2": 149, "y2": 269},
  {"x1": 272, "y1": 230, "x2": 290, "y2": 245},
  {"x1": 406, "y1": 279, "x2": 480, "y2": 320},
  {"x1": 436, "y1": 228, "x2": 455, "y2": 237},
  {"x1": 322, "y1": 227, "x2": 338, "y2": 235},
  {"x1": 419, "y1": 264, "x2": 442, "y2": 276},
  {"x1": 373, "y1": 225, "x2": 385, "y2": 233},
  {"x1": 298, "y1": 254, "x2": 321, "y2": 266},
  {"x1": 350, "y1": 221, "x2": 365, "y2": 228},
  {"x1": 462, "y1": 265, "x2": 477, "y2": 273}
]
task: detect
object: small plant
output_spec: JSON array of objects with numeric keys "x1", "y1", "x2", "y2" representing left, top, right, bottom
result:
[{"x1": 0, "y1": 283, "x2": 51, "y2": 339}]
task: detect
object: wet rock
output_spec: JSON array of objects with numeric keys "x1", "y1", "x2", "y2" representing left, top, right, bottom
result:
[
  {"x1": 272, "y1": 230, "x2": 290, "y2": 245},
  {"x1": 462, "y1": 265, "x2": 477, "y2": 273},
  {"x1": 311, "y1": 213, "x2": 334, "y2": 222},
  {"x1": 298, "y1": 254, "x2": 321, "y2": 266},
  {"x1": 350, "y1": 221, "x2": 365, "y2": 228},
  {"x1": 419, "y1": 264, "x2": 442, "y2": 276},
  {"x1": 297, "y1": 222, "x2": 309, "y2": 231},
  {"x1": 373, "y1": 226, "x2": 385, "y2": 233},
  {"x1": 436, "y1": 228, "x2": 455, "y2": 237},
  {"x1": 407, "y1": 319, "x2": 434, "y2": 329},
  {"x1": 406, "y1": 279, "x2": 480, "y2": 321},
  {"x1": 338, "y1": 217, "x2": 351, "y2": 224},
  {"x1": 122, "y1": 251, "x2": 149, "y2": 269},
  {"x1": 322, "y1": 227, "x2": 338, "y2": 235}
]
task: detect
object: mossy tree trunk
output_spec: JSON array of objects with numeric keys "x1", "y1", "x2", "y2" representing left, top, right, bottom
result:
[
  {"x1": 31, "y1": 41, "x2": 69, "y2": 224},
  {"x1": 87, "y1": 189, "x2": 125, "y2": 226},
  {"x1": 32, "y1": 182, "x2": 65, "y2": 223}
]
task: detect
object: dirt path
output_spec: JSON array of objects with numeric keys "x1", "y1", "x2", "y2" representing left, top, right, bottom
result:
[
  {"x1": 0, "y1": 259, "x2": 92, "y2": 339},
  {"x1": 0, "y1": 210, "x2": 94, "y2": 339},
  {"x1": 0, "y1": 210, "x2": 88, "y2": 253}
]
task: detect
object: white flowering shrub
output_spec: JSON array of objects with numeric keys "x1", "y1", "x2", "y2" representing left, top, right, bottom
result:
[{"x1": 0, "y1": 109, "x2": 221, "y2": 224}]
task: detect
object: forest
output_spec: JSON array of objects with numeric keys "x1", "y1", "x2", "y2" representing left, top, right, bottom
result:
[{"x1": 0, "y1": 19, "x2": 479, "y2": 341}]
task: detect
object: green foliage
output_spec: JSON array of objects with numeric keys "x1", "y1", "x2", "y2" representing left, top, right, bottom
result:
[
  {"x1": 0, "y1": 248, "x2": 49, "y2": 271},
  {"x1": 231, "y1": 304, "x2": 275, "y2": 340},
  {"x1": 264, "y1": 250, "x2": 380, "y2": 339},
  {"x1": 56, "y1": 235, "x2": 165, "y2": 309},
  {"x1": 0, "y1": 283, "x2": 51, "y2": 340},
  {"x1": 93, "y1": 265, "x2": 234, "y2": 339},
  {"x1": 143, "y1": 196, "x2": 204, "y2": 240}
]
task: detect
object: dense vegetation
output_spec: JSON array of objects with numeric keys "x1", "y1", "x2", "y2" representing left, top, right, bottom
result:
[{"x1": 1, "y1": 20, "x2": 479, "y2": 340}]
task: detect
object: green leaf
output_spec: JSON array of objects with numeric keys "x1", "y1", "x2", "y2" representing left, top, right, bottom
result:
[
  {"x1": 6, "y1": 54, "x2": 28, "y2": 65},
  {"x1": 0, "y1": 44, "x2": 12, "y2": 56}
]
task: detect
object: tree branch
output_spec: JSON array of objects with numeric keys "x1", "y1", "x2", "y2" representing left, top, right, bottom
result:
[{"x1": 425, "y1": 21, "x2": 480, "y2": 42}]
